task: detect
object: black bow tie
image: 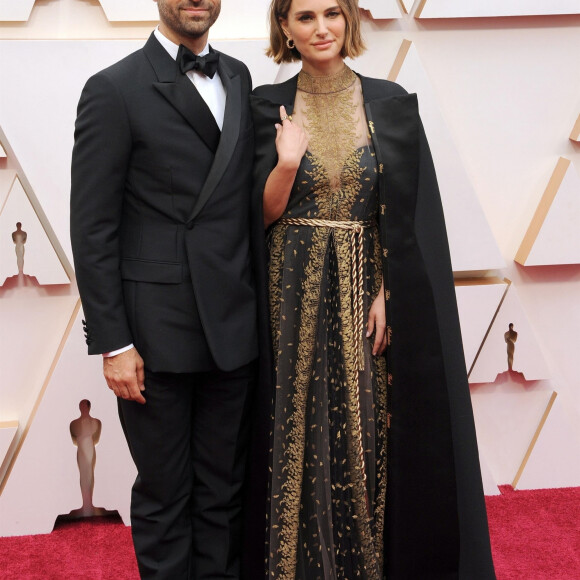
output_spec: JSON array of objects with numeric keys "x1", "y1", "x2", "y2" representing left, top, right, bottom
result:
[{"x1": 178, "y1": 45, "x2": 219, "y2": 79}]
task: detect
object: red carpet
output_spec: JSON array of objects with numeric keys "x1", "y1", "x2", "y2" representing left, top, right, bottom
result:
[
  {"x1": 0, "y1": 486, "x2": 579, "y2": 579},
  {"x1": 0, "y1": 515, "x2": 138, "y2": 579},
  {"x1": 486, "y1": 486, "x2": 580, "y2": 580}
]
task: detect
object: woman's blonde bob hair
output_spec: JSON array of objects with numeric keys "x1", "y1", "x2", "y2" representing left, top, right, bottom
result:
[{"x1": 266, "y1": 0, "x2": 366, "y2": 64}]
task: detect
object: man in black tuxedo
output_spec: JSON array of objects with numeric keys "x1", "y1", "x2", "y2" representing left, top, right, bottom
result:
[{"x1": 70, "y1": 1, "x2": 259, "y2": 577}]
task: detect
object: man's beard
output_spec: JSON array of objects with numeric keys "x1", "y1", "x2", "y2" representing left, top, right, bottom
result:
[{"x1": 157, "y1": 1, "x2": 221, "y2": 39}]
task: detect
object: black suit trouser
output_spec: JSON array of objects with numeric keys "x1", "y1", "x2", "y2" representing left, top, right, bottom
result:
[{"x1": 118, "y1": 361, "x2": 256, "y2": 579}]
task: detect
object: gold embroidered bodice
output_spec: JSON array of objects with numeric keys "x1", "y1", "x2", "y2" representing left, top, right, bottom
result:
[{"x1": 283, "y1": 65, "x2": 377, "y2": 221}]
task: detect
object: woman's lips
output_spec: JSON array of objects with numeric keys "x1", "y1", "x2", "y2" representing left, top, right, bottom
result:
[{"x1": 312, "y1": 40, "x2": 333, "y2": 49}]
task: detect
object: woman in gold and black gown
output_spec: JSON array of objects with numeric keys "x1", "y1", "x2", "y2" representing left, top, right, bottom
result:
[
  {"x1": 267, "y1": 66, "x2": 387, "y2": 578},
  {"x1": 245, "y1": 0, "x2": 496, "y2": 578}
]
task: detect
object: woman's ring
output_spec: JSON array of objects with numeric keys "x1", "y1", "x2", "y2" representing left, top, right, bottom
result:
[{"x1": 281, "y1": 114, "x2": 291, "y2": 122}]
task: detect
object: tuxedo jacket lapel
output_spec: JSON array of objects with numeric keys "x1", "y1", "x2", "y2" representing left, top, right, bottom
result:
[
  {"x1": 144, "y1": 34, "x2": 221, "y2": 153},
  {"x1": 143, "y1": 34, "x2": 247, "y2": 221},
  {"x1": 188, "y1": 56, "x2": 242, "y2": 222},
  {"x1": 155, "y1": 74, "x2": 221, "y2": 153}
]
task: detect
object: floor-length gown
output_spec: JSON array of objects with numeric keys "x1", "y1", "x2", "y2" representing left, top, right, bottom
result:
[{"x1": 267, "y1": 66, "x2": 387, "y2": 580}]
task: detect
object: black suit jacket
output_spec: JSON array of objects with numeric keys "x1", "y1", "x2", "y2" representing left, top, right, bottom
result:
[{"x1": 71, "y1": 33, "x2": 258, "y2": 373}]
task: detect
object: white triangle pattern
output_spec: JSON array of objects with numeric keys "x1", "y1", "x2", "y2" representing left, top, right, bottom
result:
[
  {"x1": 455, "y1": 281, "x2": 507, "y2": 374},
  {"x1": 360, "y1": 0, "x2": 402, "y2": 19},
  {"x1": 524, "y1": 160, "x2": 580, "y2": 266},
  {"x1": 0, "y1": 177, "x2": 69, "y2": 285},
  {"x1": 97, "y1": 0, "x2": 158, "y2": 22},
  {"x1": 478, "y1": 449, "x2": 500, "y2": 496},
  {"x1": 516, "y1": 395, "x2": 580, "y2": 489},
  {"x1": 470, "y1": 383, "x2": 554, "y2": 485},
  {"x1": 416, "y1": 0, "x2": 580, "y2": 18},
  {"x1": 389, "y1": 41, "x2": 505, "y2": 272},
  {"x1": 469, "y1": 284, "x2": 550, "y2": 383},
  {"x1": 0, "y1": 0, "x2": 36, "y2": 21},
  {"x1": 0, "y1": 305, "x2": 135, "y2": 536}
]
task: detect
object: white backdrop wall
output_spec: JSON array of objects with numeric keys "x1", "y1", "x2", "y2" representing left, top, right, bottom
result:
[{"x1": 0, "y1": 0, "x2": 579, "y2": 536}]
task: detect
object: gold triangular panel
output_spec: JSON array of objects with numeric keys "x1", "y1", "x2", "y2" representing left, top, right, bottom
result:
[
  {"x1": 0, "y1": 421, "x2": 18, "y2": 479},
  {"x1": 0, "y1": 169, "x2": 16, "y2": 211},
  {"x1": 570, "y1": 114, "x2": 580, "y2": 142},
  {"x1": 399, "y1": 0, "x2": 416, "y2": 15}
]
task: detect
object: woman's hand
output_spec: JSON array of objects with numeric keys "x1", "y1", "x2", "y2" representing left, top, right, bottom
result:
[
  {"x1": 263, "y1": 106, "x2": 309, "y2": 227},
  {"x1": 274, "y1": 105, "x2": 308, "y2": 169},
  {"x1": 366, "y1": 281, "x2": 387, "y2": 356}
]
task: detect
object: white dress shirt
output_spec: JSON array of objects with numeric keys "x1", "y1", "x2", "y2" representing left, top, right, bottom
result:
[
  {"x1": 103, "y1": 28, "x2": 227, "y2": 358},
  {"x1": 154, "y1": 27, "x2": 226, "y2": 129}
]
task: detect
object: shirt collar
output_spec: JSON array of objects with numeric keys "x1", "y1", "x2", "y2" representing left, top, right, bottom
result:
[{"x1": 154, "y1": 26, "x2": 210, "y2": 61}]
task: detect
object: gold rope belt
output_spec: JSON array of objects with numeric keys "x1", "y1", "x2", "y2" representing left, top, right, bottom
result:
[
  {"x1": 278, "y1": 217, "x2": 375, "y2": 370},
  {"x1": 278, "y1": 217, "x2": 376, "y2": 492}
]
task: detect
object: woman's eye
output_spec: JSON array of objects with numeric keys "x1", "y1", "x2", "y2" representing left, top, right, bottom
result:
[
  {"x1": 327, "y1": 11, "x2": 341, "y2": 18},
  {"x1": 298, "y1": 14, "x2": 313, "y2": 21}
]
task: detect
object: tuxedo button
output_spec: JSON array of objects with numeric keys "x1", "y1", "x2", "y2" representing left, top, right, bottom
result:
[{"x1": 186, "y1": 221, "x2": 194, "y2": 230}]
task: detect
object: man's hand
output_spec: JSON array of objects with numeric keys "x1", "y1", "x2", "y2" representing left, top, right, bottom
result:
[{"x1": 103, "y1": 347, "x2": 146, "y2": 404}]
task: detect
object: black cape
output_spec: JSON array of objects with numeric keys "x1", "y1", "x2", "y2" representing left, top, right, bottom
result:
[{"x1": 243, "y1": 73, "x2": 496, "y2": 580}]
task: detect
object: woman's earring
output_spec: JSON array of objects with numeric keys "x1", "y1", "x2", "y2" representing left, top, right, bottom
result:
[{"x1": 286, "y1": 38, "x2": 295, "y2": 50}]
